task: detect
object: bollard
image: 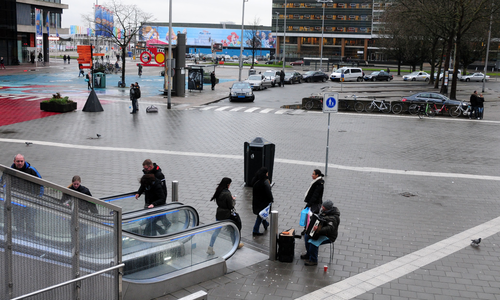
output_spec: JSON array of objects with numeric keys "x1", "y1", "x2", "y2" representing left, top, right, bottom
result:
[
  {"x1": 171, "y1": 180, "x2": 179, "y2": 202},
  {"x1": 269, "y1": 210, "x2": 278, "y2": 261}
]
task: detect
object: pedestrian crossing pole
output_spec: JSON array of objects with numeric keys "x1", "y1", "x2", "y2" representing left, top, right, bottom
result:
[{"x1": 322, "y1": 93, "x2": 339, "y2": 176}]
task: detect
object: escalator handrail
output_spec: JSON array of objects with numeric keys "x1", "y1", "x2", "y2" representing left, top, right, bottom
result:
[{"x1": 122, "y1": 203, "x2": 187, "y2": 220}]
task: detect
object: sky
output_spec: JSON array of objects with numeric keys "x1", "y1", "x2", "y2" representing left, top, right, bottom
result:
[{"x1": 62, "y1": 0, "x2": 273, "y2": 28}]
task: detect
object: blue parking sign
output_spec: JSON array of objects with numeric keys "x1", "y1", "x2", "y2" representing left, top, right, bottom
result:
[{"x1": 323, "y1": 93, "x2": 339, "y2": 113}]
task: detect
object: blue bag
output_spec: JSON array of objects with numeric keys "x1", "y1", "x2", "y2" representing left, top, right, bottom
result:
[{"x1": 300, "y1": 207, "x2": 310, "y2": 227}]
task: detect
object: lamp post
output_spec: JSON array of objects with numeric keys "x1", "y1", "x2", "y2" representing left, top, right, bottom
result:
[
  {"x1": 238, "y1": 0, "x2": 248, "y2": 81},
  {"x1": 167, "y1": 0, "x2": 172, "y2": 109},
  {"x1": 275, "y1": 12, "x2": 279, "y2": 60},
  {"x1": 317, "y1": 0, "x2": 332, "y2": 71},
  {"x1": 282, "y1": 0, "x2": 287, "y2": 71},
  {"x1": 482, "y1": 3, "x2": 493, "y2": 93}
]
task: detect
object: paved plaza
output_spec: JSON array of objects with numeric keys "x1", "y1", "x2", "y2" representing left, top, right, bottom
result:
[{"x1": 1, "y1": 59, "x2": 500, "y2": 300}]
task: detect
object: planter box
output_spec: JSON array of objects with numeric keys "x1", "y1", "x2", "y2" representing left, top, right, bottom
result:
[{"x1": 40, "y1": 101, "x2": 77, "y2": 113}]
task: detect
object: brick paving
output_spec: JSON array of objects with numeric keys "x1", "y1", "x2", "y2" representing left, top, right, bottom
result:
[{"x1": 1, "y1": 59, "x2": 500, "y2": 300}]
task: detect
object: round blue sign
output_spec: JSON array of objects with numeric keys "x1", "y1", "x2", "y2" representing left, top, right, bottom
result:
[{"x1": 326, "y1": 97, "x2": 336, "y2": 108}]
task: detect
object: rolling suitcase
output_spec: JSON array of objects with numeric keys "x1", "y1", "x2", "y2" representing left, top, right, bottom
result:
[{"x1": 277, "y1": 228, "x2": 295, "y2": 262}]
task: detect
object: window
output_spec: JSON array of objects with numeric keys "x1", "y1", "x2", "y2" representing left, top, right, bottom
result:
[
  {"x1": 359, "y1": 27, "x2": 368, "y2": 32},
  {"x1": 338, "y1": 3, "x2": 345, "y2": 8},
  {"x1": 327, "y1": 3, "x2": 334, "y2": 7},
  {"x1": 336, "y1": 27, "x2": 344, "y2": 32},
  {"x1": 348, "y1": 27, "x2": 356, "y2": 32},
  {"x1": 304, "y1": 15, "x2": 310, "y2": 19},
  {"x1": 360, "y1": 15, "x2": 368, "y2": 21},
  {"x1": 293, "y1": 14, "x2": 299, "y2": 19},
  {"x1": 337, "y1": 15, "x2": 345, "y2": 20},
  {"x1": 326, "y1": 15, "x2": 333, "y2": 19},
  {"x1": 349, "y1": 15, "x2": 356, "y2": 20},
  {"x1": 315, "y1": 26, "x2": 321, "y2": 30},
  {"x1": 350, "y1": 3, "x2": 357, "y2": 8},
  {"x1": 362, "y1": 3, "x2": 370, "y2": 8}
]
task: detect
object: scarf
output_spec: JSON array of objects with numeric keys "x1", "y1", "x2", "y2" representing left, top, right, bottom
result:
[{"x1": 305, "y1": 176, "x2": 323, "y2": 198}]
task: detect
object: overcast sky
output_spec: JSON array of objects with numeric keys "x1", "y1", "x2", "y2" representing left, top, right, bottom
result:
[{"x1": 62, "y1": 0, "x2": 273, "y2": 28}]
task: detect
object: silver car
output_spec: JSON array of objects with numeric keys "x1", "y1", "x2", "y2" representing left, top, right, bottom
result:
[
  {"x1": 460, "y1": 72, "x2": 490, "y2": 82},
  {"x1": 403, "y1": 71, "x2": 430, "y2": 81},
  {"x1": 245, "y1": 74, "x2": 272, "y2": 90},
  {"x1": 263, "y1": 70, "x2": 280, "y2": 87}
]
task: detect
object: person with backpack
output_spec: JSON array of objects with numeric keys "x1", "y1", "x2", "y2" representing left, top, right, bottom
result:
[{"x1": 252, "y1": 167, "x2": 273, "y2": 236}]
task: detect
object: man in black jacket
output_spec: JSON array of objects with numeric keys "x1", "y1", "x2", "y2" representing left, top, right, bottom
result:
[
  {"x1": 301, "y1": 200, "x2": 340, "y2": 266},
  {"x1": 135, "y1": 159, "x2": 167, "y2": 200},
  {"x1": 469, "y1": 90, "x2": 478, "y2": 119}
]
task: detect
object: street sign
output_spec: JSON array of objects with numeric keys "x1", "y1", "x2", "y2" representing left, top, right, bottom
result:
[{"x1": 323, "y1": 93, "x2": 339, "y2": 113}]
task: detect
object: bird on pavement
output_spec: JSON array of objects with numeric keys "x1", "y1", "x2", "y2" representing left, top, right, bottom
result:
[
  {"x1": 25, "y1": 142, "x2": 33, "y2": 146},
  {"x1": 97, "y1": 134, "x2": 101, "y2": 138},
  {"x1": 471, "y1": 238, "x2": 481, "y2": 247}
]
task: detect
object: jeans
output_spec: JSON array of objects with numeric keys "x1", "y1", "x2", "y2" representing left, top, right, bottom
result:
[
  {"x1": 304, "y1": 234, "x2": 331, "y2": 263},
  {"x1": 252, "y1": 216, "x2": 269, "y2": 233},
  {"x1": 209, "y1": 219, "x2": 237, "y2": 247},
  {"x1": 131, "y1": 98, "x2": 138, "y2": 113}
]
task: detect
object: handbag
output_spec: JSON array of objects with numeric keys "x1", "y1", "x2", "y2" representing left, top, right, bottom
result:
[
  {"x1": 84, "y1": 78, "x2": 89, "y2": 82},
  {"x1": 259, "y1": 203, "x2": 272, "y2": 220},
  {"x1": 305, "y1": 213, "x2": 324, "y2": 239},
  {"x1": 146, "y1": 105, "x2": 158, "y2": 113},
  {"x1": 299, "y1": 207, "x2": 310, "y2": 226},
  {"x1": 229, "y1": 209, "x2": 242, "y2": 231}
]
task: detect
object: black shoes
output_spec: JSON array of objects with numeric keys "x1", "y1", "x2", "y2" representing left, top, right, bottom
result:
[
  {"x1": 304, "y1": 260, "x2": 318, "y2": 266},
  {"x1": 263, "y1": 222, "x2": 269, "y2": 231},
  {"x1": 252, "y1": 232, "x2": 263, "y2": 236},
  {"x1": 300, "y1": 254, "x2": 309, "y2": 260}
]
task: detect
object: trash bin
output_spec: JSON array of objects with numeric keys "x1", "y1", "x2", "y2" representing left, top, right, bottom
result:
[
  {"x1": 94, "y1": 72, "x2": 106, "y2": 88},
  {"x1": 244, "y1": 137, "x2": 275, "y2": 186},
  {"x1": 127, "y1": 51, "x2": 132, "y2": 57},
  {"x1": 248, "y1": 68, "x2": 256, "y2": 76}
]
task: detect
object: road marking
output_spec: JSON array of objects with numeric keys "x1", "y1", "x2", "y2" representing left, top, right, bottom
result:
[
  {"x1": 1, "y1": 138, "x2": 500, "y2": 182},
  {"x1": 244, "y1": 107, "x2": 260, "y2": 113},
  {"x1": 259, "y1": 108, "x2": 273, "y2": 114},
  {"x1": 275, "y1": 109, "x2": 289, "y2": 114},
  {"x1": 297, "y1": 215, "x2": 500, "y2": 300},
  {"x1": 229, "y1": 107, "x2": 246, "y2": 112},
  {"x1": 215, "y1": 106, "x2": 231, "y2": 111},
  {"x1": 200, "y1": 106, "x2": 217, "y2": 111}
]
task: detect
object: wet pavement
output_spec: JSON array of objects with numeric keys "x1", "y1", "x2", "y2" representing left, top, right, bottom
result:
[{"x1": 1, "y1": 58, "x2": 500, "y2": 300}]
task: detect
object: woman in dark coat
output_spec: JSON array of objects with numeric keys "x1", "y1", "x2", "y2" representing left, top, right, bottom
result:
[
  {"x1": 140, "y1": 174, "x2": 168, "y2": 236},
  {"x1": 207, "y1": 177, "x2": 243, "y2": 255},
  {"x1": 66, "y1": 175, "x2": 98, "y2": 214},
  {"x1": 252, "y1": 167, "x2": 273, "y2": 236},
  {"x1": 304, "y1": 169, "x2": 324, "y2": 214}
]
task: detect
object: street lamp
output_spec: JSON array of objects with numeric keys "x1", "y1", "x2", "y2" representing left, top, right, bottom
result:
[
  {"x1": 275, "y1": 12, "x2": 279, "y2": 60},
  {"x1": 238, "y1": 0, "x2": 248, "y2": 81},
  {"x1": 167, "y1": 0, "x2": 172, "y2": 109},
  {"x1": 317, "y1": 0, "x2": 333, "y2": 71}
]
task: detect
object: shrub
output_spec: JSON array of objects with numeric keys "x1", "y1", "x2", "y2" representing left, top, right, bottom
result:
[{"x1": 41, "y1": 93, "x2": 74, "y2": 104}]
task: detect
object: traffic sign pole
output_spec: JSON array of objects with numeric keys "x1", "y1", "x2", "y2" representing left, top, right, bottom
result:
[{"x1": 323, "y1": 93, "x2": 338, "y2": 176}]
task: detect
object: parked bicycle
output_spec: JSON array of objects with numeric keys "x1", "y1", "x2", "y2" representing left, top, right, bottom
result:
[
  {"x1": 364, "y1": 99, "x2": 403, "y2": 114},
  {"x1": 448, "y1": 101, "x2": 472, "y2": 118},
  {"x1": 340, "y1": 95, "x2": 366, "y2": 113},
  {"x1": 409, "y1": 102, "x2": 435, "y2": 119},
  {"x1": 304, "y1": 97, "x2": 323, "y2": 110}
]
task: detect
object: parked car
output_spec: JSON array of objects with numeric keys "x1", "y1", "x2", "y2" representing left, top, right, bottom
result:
[
  {"x1": 401, "y1": 92, "x2": 468, "y2": 107},
  {"x1": 263, "y1": 70, "x2": 280, "y2": 87},
  {"x1": 245, "y1": 74, "x2": 272, "y2": 90},
  {"x1": 229, "y1": 82, "x2": 254, "y2": 102},
  {"x1": 403, "y1": 71, "x2": 430, "y2": 81},
  {"x1": 330, "y1": 67, "x2": 364, "y2": 82},
  {"x1": 364, "y1": 71, "x2": 393, "y2": 81},
  {"x1": 290, "y1": 60, "x2": 304, "y2": 66},
  {"x1": 283, "y1": 71, "x2": 302, "y2": 84},
  {"x1": 460, "y1": 72, "x2": 490, "y2": 82},
  {"x1": 434, "y1": 69, "x2": 463, "y2": 80},
  {"x1": 265, "y1": 59, "x2": 280, "y2": 65},
  {"x1": 302, "y1": 71, "x2": 329, "y2": 82},
  {"x1": 243, "y1": 58, "x2": 259, "y2": 64}
]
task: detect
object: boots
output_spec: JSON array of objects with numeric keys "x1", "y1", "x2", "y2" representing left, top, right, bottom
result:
[{"x1": 207, "y1": 246, "x2": 215, "y2": 255}]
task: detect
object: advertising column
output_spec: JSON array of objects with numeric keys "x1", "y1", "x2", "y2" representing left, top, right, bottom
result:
[{"x1": 35, "y1": 8, "x2": 43, "y2": 65}]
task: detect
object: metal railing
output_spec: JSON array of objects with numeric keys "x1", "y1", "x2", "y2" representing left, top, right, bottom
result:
[{"x1": 0, "y1": 164, "x2": 123, "y2": 300}]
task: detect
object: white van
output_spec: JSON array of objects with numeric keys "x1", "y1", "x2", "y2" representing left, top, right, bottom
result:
[{"x1": 330, "y1": 67, "x2": 364, "y2": 82}]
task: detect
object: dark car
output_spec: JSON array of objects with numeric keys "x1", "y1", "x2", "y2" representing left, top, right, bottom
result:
[
  {"x1": 364, "y1": 71, "x2": 393, "y2": 81},
  {"x1": 283, "y1": 71, "x2": 302, "y2": 84},
  {"x1": 290, "y1": 60, "x2": 304, "y2": 66},
  {"x1": 302, "y1": 71, "x2": 329, "y2": 83},
  {"x1": 265, "y1": 59, "x2": 280, "y2": 65},
  {"x1": 229, "y1": 82, "x2": 255, "y2": 102},
  {"x1": 401, "y1": 92, "x2": 468, "y2": 107}
]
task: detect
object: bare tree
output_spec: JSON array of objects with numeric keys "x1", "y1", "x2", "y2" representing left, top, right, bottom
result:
[
  {"x1": 245, "y1": 18, "x2": 263, "y2": 69},
  {"x1": 83, "y1": 0, "x2": 153, "y2": 87}
]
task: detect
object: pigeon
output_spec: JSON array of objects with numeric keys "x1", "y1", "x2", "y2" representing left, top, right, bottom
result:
[
  {"x1": 25, "y1": 142, "x2": 33, "y2": 146},
  {"x1": 471, "y1": 238, "x2": 481, "y2": 247},
  {"x1": 96, "y1": 134, "x2": 101, "y2": 138}
]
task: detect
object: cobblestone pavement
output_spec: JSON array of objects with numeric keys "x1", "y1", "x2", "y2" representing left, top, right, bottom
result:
[{"x1": 1, "y1": 60, "x2": 500, "y2": 300}]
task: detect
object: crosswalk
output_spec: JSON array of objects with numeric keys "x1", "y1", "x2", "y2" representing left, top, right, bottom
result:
[{"x1": 190, "y1": 105, "x2": 322, "y2": 115}]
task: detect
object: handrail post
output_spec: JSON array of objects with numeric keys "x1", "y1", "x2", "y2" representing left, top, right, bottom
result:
[
  {"x1": 172, "y1": 180, "x2": 179, "y2": 202},
  {"x1": 269, "y1": 210, "x2": 278, "y2": 261}
]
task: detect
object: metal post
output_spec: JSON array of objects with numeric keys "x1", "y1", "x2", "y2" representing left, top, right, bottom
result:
[
  {"x1": 269, "y1": 210, "x2": 279, "y2": 261},
  {"x1": 317, "y1": 0, "x2": 332, "y2": 71},
  {"x1": 238, "y1": 0, "x2": 247, "y2": 81},
  {"x1": 282, "y1": 0, "x2": 287, "y2": 71},
  {"x1": 4, "y1": 175, "x2": 13, "y2": 300},
  {"x1": 172, "y1": 180, "x2": 179, "y2": 202},
  {"x1": 275, "y1": 12, "x2": 279, "y2": 61},
  {"x1": 167, "y1": 0, "x2": 172, "y2": 109},
  {"x1": 483, "y1": 4, "x2": 493, "y2": 93},
  {"x1": 325, "y1": 112, "x2": 330, "y2": 176}
]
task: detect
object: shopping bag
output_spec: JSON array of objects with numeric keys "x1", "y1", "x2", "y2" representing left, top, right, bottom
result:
[
  {"x1": 299, "y1": 207, "x2": 310, "y2": 227},
  {"x1": 229, "y1": 210, "x2": 242, "y2": 231},
  {"x1": 259, "y1": 204, "x2": 271, "y2": 220}
]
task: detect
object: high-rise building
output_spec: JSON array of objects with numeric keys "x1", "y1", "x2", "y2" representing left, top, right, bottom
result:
[
  {"x1": 273, "y1": 0, "x2": 375, "y2": 63},
  {"x1": 0, "y1": 0, "x2": 69, "y2": 65}
]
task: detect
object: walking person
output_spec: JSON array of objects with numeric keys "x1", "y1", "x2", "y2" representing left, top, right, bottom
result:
[
  {"x1": 85, "y1": 73, "x2": 91, "y2": 90},
  {"x1": 134, "y1": 82, "x2": 141, "y2": 111},
  {"x1": 477, "y1": 93, "x2": 485, "y2": 120},
  {"x1": 469, "y1": 90, "x2": 478, "y2": 119},
  {"x1": 138, "y1": 63, "x2": 143, "y2": 77},
  {"x1": 207, "y1": 177, "x2": 244, "y2": 255},
  {"x1": 67, "y1": 55, "x2": 70, "y2": 64},
  {"x1": 0, "y1": 57, "x2": 5, "y2": 69},
  {"x1": 210, "y1": 71, "x2": 216, "y2": 90},
  {"x1": 78, "y1": 64, "x2": 85, "y2": 77},
  {"x1": 138, "y1": 174, "x2": 169, "y2": 236},
  {"x1": 130, "y1": 83, "x2": 138, "y2": 114},
  {"x1": 63, "y1": 55, "x2": 67, "y2": 64},
  {"x1": 65, "y1": 175, "x2": 98, "y2": 214},
  {"x1": 280, "y1": 70, "x2": 285, "y2": 87},
  {"x1": 301, "y1": 169, "x2": 325, "y2": 235},
  {"x1": 252, "y1": 167, "x2": 273, "y2": 236}
]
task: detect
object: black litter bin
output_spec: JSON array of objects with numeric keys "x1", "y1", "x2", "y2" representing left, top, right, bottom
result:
[{"x1": 244, "y1": 137, "x2": 275, "y2": 186}]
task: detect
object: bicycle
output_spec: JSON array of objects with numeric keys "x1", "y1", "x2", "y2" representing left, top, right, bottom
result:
[
  {"x1": 341, "y1": 94, "x2": 366, "y2": 113},
  {"x1": 409, "y1": 102, "x2": 435, "y2": 118},
  {"x1": 304, "y1": 97, "x2": 322, "y2": 110},
  {"x1": 448, "y1": 101, "x2": 472, "y2": 118},
  {"x1": 365, "y1": 99, "x2": 391, "y2": 113}
]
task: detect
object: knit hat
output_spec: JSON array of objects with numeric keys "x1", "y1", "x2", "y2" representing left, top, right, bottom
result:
[{"x1": 323, "y1": 200, "x2": 334, "y2": 211}]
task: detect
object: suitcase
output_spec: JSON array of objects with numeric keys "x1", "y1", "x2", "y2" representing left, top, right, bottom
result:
[{"x1": 278, "y1": 228, "x2": 295, "y2": 262}]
